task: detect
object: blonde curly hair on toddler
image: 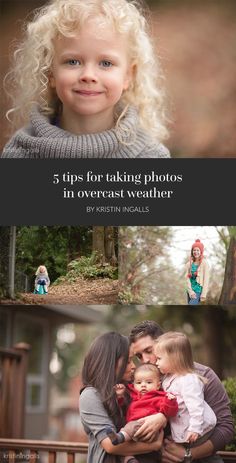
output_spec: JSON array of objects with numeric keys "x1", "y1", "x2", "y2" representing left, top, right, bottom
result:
[
  {"x1": 35, "y1": 265, "x2": 48, "y2": 276},
  {"x1": 5, "y1": 0, "x2": 169, "y2": 143}
]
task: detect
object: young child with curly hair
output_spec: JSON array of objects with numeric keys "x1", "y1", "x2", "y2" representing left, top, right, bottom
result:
[
  {"x1": 2, "y1": 0, "x2": 170, "y2": 159},
  {"x1": 34, "y1": 265, "x2": 50, "y2": 294}
]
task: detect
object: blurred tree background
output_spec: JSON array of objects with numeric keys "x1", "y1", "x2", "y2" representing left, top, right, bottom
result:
[
  {"x1": 1, "y1": 0, "x2": 236, "y2": 156},
  {"x1": 119, "y1": 226, "x2": 236, "y2": 305},
  {"x1": 150, "y1": 0, "x2": 236, "y2": 156},
  {"x1": 50, "y1": 305, "x2": 236, "y2": 392}
]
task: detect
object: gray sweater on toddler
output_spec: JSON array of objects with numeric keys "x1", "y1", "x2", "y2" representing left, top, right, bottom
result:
[{"x1": 2, "y1": 106, "x2": 170, "y2": 159}]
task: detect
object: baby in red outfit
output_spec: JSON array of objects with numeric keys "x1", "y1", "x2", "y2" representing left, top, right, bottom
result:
[{"x1": 106, "y1": 363, "x2": 178, "y2": 463}]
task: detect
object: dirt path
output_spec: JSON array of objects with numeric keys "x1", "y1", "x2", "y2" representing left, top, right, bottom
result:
[{"x1": 2, "y1": 278, "x2": 119, "y2": 305}]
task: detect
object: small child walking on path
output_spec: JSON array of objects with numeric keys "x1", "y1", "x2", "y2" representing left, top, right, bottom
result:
[
  {"x1": 107, "y1": 363, "x2": 178, "y2": 463},
  {"x1": 155, "y1": 332, "x2": 217, "y2": 455},
  {"x1": 34, "y1": 265, "x2": 50, "y2": 294},
  {"x1": 3, "y1": 0, "x2": 170, "y2": 159},
  {"x1": 185, "y1": 239, "x2": 210, "y2": 305}
]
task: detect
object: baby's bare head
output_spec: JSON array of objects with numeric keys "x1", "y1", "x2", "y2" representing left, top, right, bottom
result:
[{"x1": 133, "y1": 363, "x2": 161, "y2": 395}]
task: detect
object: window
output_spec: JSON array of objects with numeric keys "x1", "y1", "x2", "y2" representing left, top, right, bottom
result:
[
  {"x1": 13, "y1": 313, "x2": 49, "y2": 413},
  {"x1": 0, "y1": 309, "x2": 10, "y2": 347}
]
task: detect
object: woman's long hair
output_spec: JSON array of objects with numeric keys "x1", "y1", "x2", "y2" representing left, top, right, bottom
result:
[{"x1": 82, "y1": 331, "x2": 129, "y2": 428}]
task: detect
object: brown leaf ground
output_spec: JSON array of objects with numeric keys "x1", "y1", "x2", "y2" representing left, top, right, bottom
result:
[{"x1": 1, "y1": 278, "x2": 119, "y2": 305}]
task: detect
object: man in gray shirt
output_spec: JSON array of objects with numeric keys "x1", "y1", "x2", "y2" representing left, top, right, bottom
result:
[{"x1": 129, "y1": 320, "x2": 234, "y2": 463}]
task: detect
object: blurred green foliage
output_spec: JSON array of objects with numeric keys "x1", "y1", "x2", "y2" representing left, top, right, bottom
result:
[
  {"x1": 223, "y1": 377, "x2": 236, "y2": 450},
  {"x1": 15, "y1": 226, "x2": 92, "y2": 287}
]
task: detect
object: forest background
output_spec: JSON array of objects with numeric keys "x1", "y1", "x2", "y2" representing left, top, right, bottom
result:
[
  {"x1": 0, "y1": 226, "x2": 118, "y2": 304},
  {"x1": 119, "y1": 226, "x2": 236, "y2": 305}
]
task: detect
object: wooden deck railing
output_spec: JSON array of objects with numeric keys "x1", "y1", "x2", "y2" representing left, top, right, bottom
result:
[
  {"x1": 217, "y1": 451, "x2": 236, "y2": 463},
  {"x1": 0, "y1": 439, "x2": 236, "y2": 463},
  {"x1": 0, "y1": 439, "x2": 88, "y2": 463},
  {"x1": 0, "y1": 343, "x2": 30, "y2": 438}
]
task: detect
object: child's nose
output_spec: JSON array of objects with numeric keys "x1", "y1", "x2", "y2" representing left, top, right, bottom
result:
[{"x1": 79, "y1": 64, "x2": 97, "y2": 83}]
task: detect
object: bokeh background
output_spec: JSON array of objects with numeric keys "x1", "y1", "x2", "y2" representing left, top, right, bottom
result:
[
  {"x1": 119, "y1": 226, "x2": 236, "y2": 305},
  {"x1": 1, "y1": 0, "x2": 236, "y2": 156},
  {"x1": 1, "y1": 304, "x2": 236, "y2": 447}
]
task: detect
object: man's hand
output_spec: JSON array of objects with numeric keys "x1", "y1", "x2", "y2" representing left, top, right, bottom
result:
[
  {"x1": 153, "y1": 429, "x2": 164, "y2": 451},
  {"x1": 161, "y1": 437, "x2": 185, "y2": 463},
  {"x1": 134, "y1": 413, "x2": 167, "y2": 442}
]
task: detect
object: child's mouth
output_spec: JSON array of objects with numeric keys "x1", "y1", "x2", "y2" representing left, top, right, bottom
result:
[{"x1": 74, "y1": 90, "x2": 103, "y2": 96}]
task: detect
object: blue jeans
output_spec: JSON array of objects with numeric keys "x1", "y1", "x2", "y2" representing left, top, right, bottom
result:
[{"x1": 187, "y1": 291, "x2": 201, "y2": 305}]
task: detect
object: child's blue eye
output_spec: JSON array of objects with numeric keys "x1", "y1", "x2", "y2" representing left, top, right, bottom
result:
[
  {"x1": 68, "y1": 59, "x2": 80, "y2": 66},
  {"x1": 100, "y1": 60, "x2": 113, "y2": 68}
]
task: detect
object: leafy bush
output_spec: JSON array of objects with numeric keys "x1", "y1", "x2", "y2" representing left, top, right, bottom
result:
[
  {"x1": 118, "y1": 286, "x2": 145, "y2": 304},
  {"x1": 53, "y1": 253, "x2": 117, "y2": 284},
  {"x1": 222, "y1": 377, "x2": 236, "y2": 451}
]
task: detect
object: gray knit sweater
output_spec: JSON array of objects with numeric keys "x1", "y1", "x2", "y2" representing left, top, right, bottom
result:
[{"x1": 2, "y1": 106, "x2": 170, "y2": 159}]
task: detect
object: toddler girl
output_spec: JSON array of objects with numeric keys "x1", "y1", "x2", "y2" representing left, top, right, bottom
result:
[
  {"x1": 185, "y1": 239, "x2": 210, "y2": 305},
  {"x1": 34, "y1": 265, "x2": 50, "y2": 294},
  {"x1": 106, "y1": 363, "x2": 178, "y2": 463},
  {"x1": 155, "y1": 332, "x2": 217, "y2": 452},
  {"x1": 3, "y1": 0, "x2": 170, "y2": 159}
]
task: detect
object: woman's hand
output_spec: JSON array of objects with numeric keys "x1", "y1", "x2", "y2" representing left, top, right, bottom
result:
[
  {"x1": 134, "y1": 413, "x2": 167, "y2": 441},
  {"x1": 161, "y1": 437, "x2": 185, "y2": 463},
  {"x1": 189, "y1": 291, "x2": 197, "y2": 299}
]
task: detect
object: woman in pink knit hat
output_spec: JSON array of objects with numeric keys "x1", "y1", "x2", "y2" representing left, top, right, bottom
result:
[{"x1": 185, "y1": 239, "x2": 210, "y2": 305}]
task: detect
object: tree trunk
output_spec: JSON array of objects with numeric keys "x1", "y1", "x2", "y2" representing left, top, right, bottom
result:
[
  {"x1": 202, "y1": 308, "x2": 224, "y2": 378},
  {"x1": 219, "y1": 236, "x2": 236, "y2": 304},
  {"x1": 92, "y1": 227, "x2": 105, "y2": 262},
  {"x1": 8, "y1": 226, "x2": 16, "y2": 299},
  {"x1": 0, "y1": 227, "x2": 10, "y2": 296},
  {"x1": 92, "y1": 227, "x2": 117, "y2": 264},
  {"x1": 104, "y1": 227, "x2": 117, "y2": 265}
]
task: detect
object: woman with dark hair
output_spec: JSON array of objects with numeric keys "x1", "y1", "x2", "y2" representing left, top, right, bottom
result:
[{"x1": 79, "y1": 332, "x2": 163, "y2": 463}]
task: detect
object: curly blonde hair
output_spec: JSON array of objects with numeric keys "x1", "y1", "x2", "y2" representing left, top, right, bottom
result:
[
  {"x1": 5, "y1": 0, "x2": 169, "y2": 141},
  {"x1": 35, "y1": 265, "x2": 48, "y2": 276}
]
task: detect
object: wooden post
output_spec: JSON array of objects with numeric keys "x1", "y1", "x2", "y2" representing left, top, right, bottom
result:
[
  {"x1": 0, "y1": 357, "x2": 12, "y2": 437},
  {"x1": 48, "y1": 451, "x2": 57, "y2": 463},
  {"x1": 67, "y1": 453, "x2": 75, "y2": 463},
  {"x1": 0, "y1": 344, "x2": 30, "y2": 438}
]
